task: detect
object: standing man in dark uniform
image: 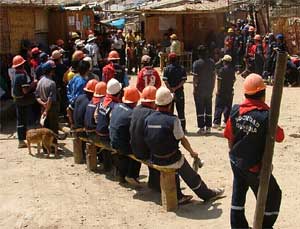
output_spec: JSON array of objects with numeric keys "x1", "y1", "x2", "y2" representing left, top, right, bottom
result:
[
  {"x1": 12, "y1": 55, "x2": 37, "y2": 148},
  {"x1": 213, "y1": 55, "x2": 235, "y2": 129},
  {"x1": 224, "y1": 73, "x2": 284, "y2": 229},
  {"x1": 163, "y1": 52, "x2": 187, "y2": 132},
  {"x1": 192, "y1": 45, "x2": 216, "y2": 134}
]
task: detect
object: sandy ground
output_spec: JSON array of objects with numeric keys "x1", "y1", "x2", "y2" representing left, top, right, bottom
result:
[{"x1": 0, "y1": 73, "x2": 300, "y2": 229}]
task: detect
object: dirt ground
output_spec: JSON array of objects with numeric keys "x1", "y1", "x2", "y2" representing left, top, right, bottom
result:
[{"x1": 0, "y1": 73, "x2": 299, "y2": 229}]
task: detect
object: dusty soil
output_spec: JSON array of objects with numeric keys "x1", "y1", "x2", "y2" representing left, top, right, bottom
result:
[{"x1": 0, "y1": 73, "x2": 299, "y2": 229}]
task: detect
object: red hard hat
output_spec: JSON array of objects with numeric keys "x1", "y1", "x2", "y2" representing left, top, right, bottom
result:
[
  {"x1": 122, "y1": 86, "x2": 140, "y2": 103},
  {"x1": 244, "y1": 73, "x2": 266, "y2": 95},
  {"x1": 72, "y1": 50, "x2": 85, "y2": 61},
  {"x1": 254, "y1": 34, "x2": 262, "y2": 40},
  {"x1": 168, "y1": 52, "x2": 177, "y2": 60},
  {"x1": 108, "y1": 50, "x2": 120, "y2": 60},
  {"x1": 141, "y1": 86, "x2": 157, "y2": 102},
  {"x1": 31, "y1": 47, "x2": 41, "y2": 55},
  {"x1": 12, "y1": 55, "x2": 26, "y2": 68},
  {"x1": 84, "y1": 79, "x2": 98, "y2": 93},
  {"x1": 94, "y1": 82, "x2": 107, "y2": 97}
]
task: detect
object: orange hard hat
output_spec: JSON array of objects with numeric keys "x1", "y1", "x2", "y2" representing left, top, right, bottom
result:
[
  {"x1": 31, "y1": 47, "x2": 41, "y2": 55},
  {"x1": 84, "y1": 79, "x2": 98, "y2": 93},
  {"x1": 141, "y1": 86, "x2": 157, "y2": 102},
  {"x1": 243, "y1": 73, "x2": 266, "y2": 95},
  {"x1": 12, "y1": 55, "x2": 26, "y2": 68},
  {"x1": 72, "y1": 50, "x2": 85, "y2": 61},
  {"x1": 94, "y1": 82, "x2": 107, "y2": 97},
  {"x1": 122, "y1": 86, "x2": 140, "y2": 103},
  {"x1": 254, "y1": 34, "x2": 262, "y2": 40},
  {"x1": 108, "y1": 50, "x2": 120, "y2": 60},
  {"x1": 249, "y1": 26, "x2": 255, "y2": 32}
]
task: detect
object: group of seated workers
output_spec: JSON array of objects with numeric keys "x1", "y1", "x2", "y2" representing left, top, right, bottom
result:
[{"x1": 68, "y1": 78, "x2": 224, "y2": 205}]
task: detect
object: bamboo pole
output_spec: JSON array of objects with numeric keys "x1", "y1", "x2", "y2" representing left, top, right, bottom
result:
[{"x1": 253, "y1": 51, "x2": 287, "y2": 229}]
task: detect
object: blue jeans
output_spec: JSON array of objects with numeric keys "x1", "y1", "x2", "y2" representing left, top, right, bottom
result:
[{"x1": 230, "y1": 162, "x2": 281, "y2": 229}]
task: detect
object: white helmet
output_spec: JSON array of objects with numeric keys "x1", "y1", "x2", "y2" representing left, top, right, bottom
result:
[
  {"x1": 155, "y1": 87, "x2": 174, "y2": 106},
  {"x1": 106, "y1": 78, "x2": 122, "y2": 95},
  {"x1": 83, "y1": 56, "x2": 92, "y2": 70}
]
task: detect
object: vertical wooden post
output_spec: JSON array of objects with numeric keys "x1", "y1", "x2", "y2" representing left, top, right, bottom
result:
[
  {"x1": 86, "y1": 143, "x2": 97, "y2": 172},
  {"x1": 73, "y1": 138, "x2": 83, "y2": 164},
  {"x1": 253, "y1": 52, "x2": 287, "y2": 229},
  {"x1": 160, "y1": 171, "x2": 178, "y2": 212}
]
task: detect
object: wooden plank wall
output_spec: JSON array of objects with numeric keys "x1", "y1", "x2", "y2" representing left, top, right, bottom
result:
[
  {"x1": 0, "y1": 7, "x2": 10, "y2": 54},
  {"x1": 48, "y1": 10, "x2": 67, "y2": 45}
]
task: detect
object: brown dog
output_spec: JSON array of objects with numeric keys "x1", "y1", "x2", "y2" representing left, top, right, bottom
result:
[{"x1": 26, "y1": 128, "x2": 66, "y2": 158}]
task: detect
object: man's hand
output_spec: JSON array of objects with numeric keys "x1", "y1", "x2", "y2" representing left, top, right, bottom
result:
[{"x1": 190, "y1": 151, "x2": 199, "y2": 158}]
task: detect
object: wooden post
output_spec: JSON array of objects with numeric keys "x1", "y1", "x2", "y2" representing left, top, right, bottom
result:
[
  {"x1": 86, "y1": 143, "x2": 97, "y2": 172},
  {"x1": 253, "y1": 52, "x2": 287, "y2": 229},
  {"x1": 73, "y1": 138, "x2": 83, "y2": 164},
  {"x1": 160, "y1": 171, "x2": 178, "y2": 212}
]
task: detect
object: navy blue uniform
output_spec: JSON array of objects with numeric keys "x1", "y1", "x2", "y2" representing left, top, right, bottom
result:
[
  {"x1": 72, "y1": 94, "x2": 90, "y2": 129},
  {"x1": 110, "y1": 103, "x2": 141, "y2": 179},
  {"x1": 224, "y1": 100, "x2": 283, "y2": 229},
  {"x1": 144, "y1": 111, "x2": 217, "y2": 200},
  {"x1": 192, "y1": 57, "x2": 215, "y2": 129},
  {"x1": 13, "y1": 70, "x2": 35, "y2": 140},
  {"x1": 84, "y1": 99, "x2": 103, "y2": 131},
  {"x1": 213, "y1": 64, "x2": 235, "y2": 125},
  {"x1": 130, "y1": 104, "x2": 160, "y2": 190},
  {"x1": 163, "y1": 63, "x2": 187, "y2": 130}
]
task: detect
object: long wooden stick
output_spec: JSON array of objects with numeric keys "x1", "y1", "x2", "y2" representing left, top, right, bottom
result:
[{"x1": 253, "y1": 51, "x2": 287, "y2": 229}]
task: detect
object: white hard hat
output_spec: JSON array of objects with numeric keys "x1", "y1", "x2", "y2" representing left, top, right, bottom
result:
[
  {"x1": 222, "y1": 54, "x2": 232, "y2": 62},
  {"x1": 83, "y1": 56, "x2": 92, "y2": 70},
  {"x1": 106, "y1": 78, "x2": 122, "y2": 95},
  {"x1": 155, "y1": 87, "x2": 174, "y2": 106},
  {"x1": 141, "y1": 55, "x2": 151, "y2": 63}
]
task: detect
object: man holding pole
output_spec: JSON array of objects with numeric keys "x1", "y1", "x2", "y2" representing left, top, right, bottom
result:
[{"x1": 224, "y1": 73, "x2": 284, "y2": 229}]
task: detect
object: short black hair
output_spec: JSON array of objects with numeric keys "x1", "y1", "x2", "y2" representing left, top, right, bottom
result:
[
  {"x1": 245, "y1": 89, "x2": 266, "y2": 100},
  {"x1": 78, "y1": 60, "x2": 90, "y2": 75}
]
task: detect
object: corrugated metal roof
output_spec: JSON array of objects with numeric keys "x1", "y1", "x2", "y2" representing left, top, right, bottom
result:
[{"x1": 142, "y1": 1, "x2": 229, "y2": 13}]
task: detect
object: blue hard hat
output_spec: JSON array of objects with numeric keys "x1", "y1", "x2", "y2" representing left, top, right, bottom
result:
[
  {"x1": 39, "y1": 52, "x2": 48, "y2": 61},
  {"x1": 276, "y1": 34, "x2": 284, "y2": 39},
  {"x1": 42, "y1": 60, "x2": 56, "y2": 72}
]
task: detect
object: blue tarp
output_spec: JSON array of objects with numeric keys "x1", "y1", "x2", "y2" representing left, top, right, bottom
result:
[{"x1": 110, "y1": 18, "x2": 125, "y2": 29}]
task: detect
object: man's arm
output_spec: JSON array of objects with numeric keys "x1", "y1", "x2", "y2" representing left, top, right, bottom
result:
[{"x1": 180, "y1": 136, "x2": 198, "y2": 158}]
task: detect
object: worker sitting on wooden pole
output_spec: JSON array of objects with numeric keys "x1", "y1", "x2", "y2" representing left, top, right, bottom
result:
[{"x1": 224, "y1": 73, "x2": 285, "y2": 229}]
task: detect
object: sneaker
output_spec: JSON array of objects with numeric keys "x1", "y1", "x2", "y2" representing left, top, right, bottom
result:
[
  {"x1": 205, "y1": 188, "x2": 225, "y2": 202},
  {"x1": 18, "y1": 140, "x2": 27, "y2": 148},
  {"x1": 212, "y1": 123, "x2": 220, "y2": 129},
  {"x1": 197, "y1": 128, "x2": 205, "y2": 135},
  {"x1": 178, "y1": 195, "x2": 193, "y2": 205},
  {"x1": 205, "y1": 127, "x2": 211, "y2": 134},
  {"x1": 221, "y1": 122, "x2": 226, "y2": 128},
  {"x1": 125, "y1": 177, "x2": 143, "y2": 188}
]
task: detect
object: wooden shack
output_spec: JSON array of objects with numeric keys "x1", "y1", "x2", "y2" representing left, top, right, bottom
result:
[
  {"x1": 0, "y1": 3, "x2": 49, "y2": 55},
  {"x1": 271, "y1": 6, "x2": 300, "y2": 55},
  {"x1": 48, "y1": 5, "x2": 94, "y2": 45},
  {"x1": 142, "y1": 2, "x2": 228, "y2": 51}
]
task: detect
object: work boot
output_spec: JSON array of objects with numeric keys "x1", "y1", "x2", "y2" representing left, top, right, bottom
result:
[
  {"x1": 205, "y1": 127, "x2": 211, "y2": 134},
  {"x1": 18, "y1": 140, "x2": 27, "y2": 148},
  {"x1": 197, "y1": 128, "x2": 205, "y2": 135},
  {"x1": 204, "y1": 188, "x2": 225, "y2": 202}
]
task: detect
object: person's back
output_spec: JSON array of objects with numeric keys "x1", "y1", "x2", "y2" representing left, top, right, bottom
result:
[
  {"x1": 218, "y1": 64, "x2": 235, "y2": 96},
  {"x1": 36, "y1": 75, "x2": 56, "y2": 104},
  {"x1": 144, "y1": 111, "x2": 181, "y2": 166},
  {"x1": 163, "y1": 62, "x2": 186, "y2": 89},
  {"x1": 130, "y1": 104, "x2": 154, "y2": 159},
  {"x1": 192, "y1": 57, "x2": 215, "y2": 96},
  {"x1": 110, "y1": 103, "x2": 133, "y2": 153},
  {"x1": 73, "y1": 93, "x2": 90, "y2": 129}
]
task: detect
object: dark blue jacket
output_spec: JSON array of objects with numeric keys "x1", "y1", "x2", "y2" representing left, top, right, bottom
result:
[
  {"x1": 229, "y1": 104, "x2": 268, "y2": 171},
  {"x1": 110, "y1": 103, "x2": 133, "y2": 154},
  {"x1": 130, "y1": 105, "x2": 155, "y2": 159},
  {"x1": 144, "y1": 111, "x2": 181, "y2": 166},
  {"x1": 73, "y1": 94, "x2": 90, "y2": 129},
  {"x1": 84, "y1": 99, "x2": 103, "y2": 130},
  {"x1": 96, "y1": 101, "x2": 118, "y2": 135}
]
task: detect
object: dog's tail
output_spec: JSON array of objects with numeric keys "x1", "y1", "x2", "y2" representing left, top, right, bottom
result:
[{"x1": 52, "y1": 131, "x2": 68, "y2": 140}]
